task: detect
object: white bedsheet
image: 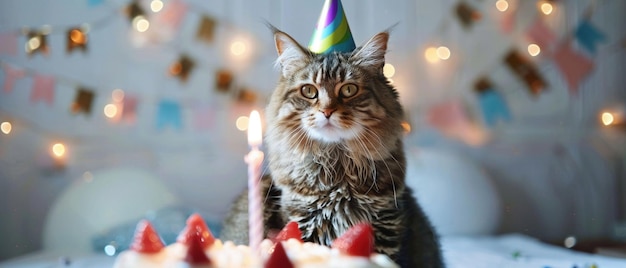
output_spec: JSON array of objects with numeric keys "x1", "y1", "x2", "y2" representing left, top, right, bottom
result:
[{"x1": 1, "y1": 234, "x2": 624, "y2": 268}]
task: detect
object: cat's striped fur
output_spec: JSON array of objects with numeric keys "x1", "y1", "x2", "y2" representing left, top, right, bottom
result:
[{"x1": 221, "y1": 28, "x2": 444, "y2": 268}]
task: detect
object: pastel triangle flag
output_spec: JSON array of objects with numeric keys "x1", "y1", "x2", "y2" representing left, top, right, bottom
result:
[
  {"x1": 156, "y1": 99, "x2": 183, "y2": 130},
  {"x1": 0, "y1": 32, "x2": 18, "y2": 55},
  {"x1": 2, "y1": 63, "x2": 25, "y2": 93},
  {"x1": 500, "y1": 8, "x2": 516, "y2": 33},
  {"x1": 154, "y1": 0, "x2": 188, "y2": 30},
  {"x1": 192, "y1": 102, "x2": 214, "y2": 130},
  {"x1": 553, "y1": 40, "x2": 595, "y2": 94},
  {"x1": 525, "y1": 18, "x2": 557, "y2": 55},
  {"x1": 575, "y1": 20, "x2": 607, "y2": 54},
  {"x1": 477, "y1": 90, "x2": 511, "y2": 127},
  {"x1": 30, "y1": 74, "x2": 56, "y2": 105},
  {"x1": 427, "y1": 100, "x2": 471, "y2": 130},
  {"x1": 121, "y1": 95, "x2": 138, "y2": 123}
]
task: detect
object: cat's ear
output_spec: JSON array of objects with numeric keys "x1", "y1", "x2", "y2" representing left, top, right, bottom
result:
[
  {"x1": 273, "y1": 30, "x2": 310, "y2": 77},
  {"x1": 351, "y1": 32, "x2": 389, "y2": 70}
]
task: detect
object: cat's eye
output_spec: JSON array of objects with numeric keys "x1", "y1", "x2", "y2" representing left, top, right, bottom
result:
[
  {"x1": 339, "y1": 84, "x2": 359, "y2": 98},
  {"x1": 300, "y1": 84, "x2": 318, "y2": 99}
]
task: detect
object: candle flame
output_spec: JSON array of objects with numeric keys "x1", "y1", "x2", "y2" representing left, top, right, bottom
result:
[{"x1": 248, "y1": 110, "x2": 262, "y2": 147}]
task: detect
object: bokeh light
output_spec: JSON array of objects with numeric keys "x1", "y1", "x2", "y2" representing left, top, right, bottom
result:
[
  {"x1": 495, "y1": 0, "x2": 509, "y2": 12},
  {"x1": 436, "y1": 46, "x2": 451, "y2": 60},
  {"x1": 601, "y1": 112, "x2": 614, "y2": 126},
  {"x1": 1, "y1": 122, "x2": 12, "y2": 134},
  {"x1": 104, "y1": 104, "x2": 118, "y2": 118},
  {"x1": 383, "y1": 63, "x2": 395, "y2": 78},
  {"x1": 150, "y1": 0, "x2": 164, "y2": 12},
  {"x1": 540, "y1": 2, "x2": 553, "y2": 15},
  {"x1": 51, "y1": 143, "x2": 66, "y2": 158},
  {"x1": 424, "y1": 47, "x2": 439, "y2": 63},
  {"x1": 527, "y1": 44, "x2": 541, "y2": 57},
  {"x1": 236, "y1": 116, "x2": 249, "y2": 131}
]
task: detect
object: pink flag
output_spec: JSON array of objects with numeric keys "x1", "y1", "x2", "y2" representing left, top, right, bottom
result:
[
  {"x1": 2, "y1": 64, "x2": 25, "y2": 93},
  {"x1": 121, "y1": 95, "x2": 138, "y2": 123},
  {"x1": 154, "y1": 0, "x2": 188, "y2": 30},
  {"x1": 0, "y1": 32, "x2": 18, "y2": 55},
  {"x1": 500, "y1": 8, "x2": 517, "y2": 33},
  {"x1": 553, "y1": 40, "x2": 595, "y2": 95},
  {"x1": 427, "y1": 100, "x2": 471, "y2": 130},
  {"x1": 30, "y1": 74, "x2": 56, "y2": 105},
  {"x1": 192, "y1": 102, "x2": 215, "y2": 130},
  {"x1": 525, "y1": 18, "x2": 557, "y2": 55}
]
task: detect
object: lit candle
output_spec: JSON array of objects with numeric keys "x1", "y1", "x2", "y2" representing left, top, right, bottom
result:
[{"x1": 245, "y1": 110, "x2": 264, "y2": 252}]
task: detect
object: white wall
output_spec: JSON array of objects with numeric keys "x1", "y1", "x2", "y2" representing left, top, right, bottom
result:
[{"x1": 0, "y1": 0, "x2": 624, "y2": 260}]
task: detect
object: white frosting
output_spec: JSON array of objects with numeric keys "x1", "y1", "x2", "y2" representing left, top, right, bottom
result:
[{"x1": 113, "y1": 238, "x2": 399, "y2": 268}]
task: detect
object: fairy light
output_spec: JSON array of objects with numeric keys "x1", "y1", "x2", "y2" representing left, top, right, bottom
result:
[
  {"x1": 564, "y1": 236, "x2": 577, "y2": 248},
  {"x1": 495, "y1": 0, "x2": 509, "y2": 12},
  {"x1": 230, "y1": 40, "x2": 247, "y2": 56},
  {"x1": 26, "y1": 36, "x2": 41, "y2": 52},
  {"x1": 150, "y1": 0, "x2": 164, "y2": 12},
  {"x1": 540, "y1": 1, "x2": 554, "y2": 15},
  {"x1": 383, "y1": 63, "x2": 395, "y2": 78},
  {"x1": 436, "y1": 46, "x2": 451, "y2": 60},
  {"x1": 236, "y1": 116, "x2": 249, "y2": 131},
  {"x1": 112, "y1": 89, "x2": 125, "y2": 102},
  {"x1": 527, "y1": 44, "x2": 541, "y2": 56},
  {"x1": 51, "y1": 143, "x2": 66, "y2": 158},
  {"x1": 104, "y1": 104, "x2": 118, "y2": 118},
  {"x1": 601, "y1": 112, "x2": 614, "y2": 126},
  {"x1": 424, "y1": 47, "x2": 440, "y2": 63},
  {"x1": 132, "y1": 16, "x2": 150, "y2": 32},
  {"x1": 1, "y1": 122, "x2": 12, "y2": 135}
]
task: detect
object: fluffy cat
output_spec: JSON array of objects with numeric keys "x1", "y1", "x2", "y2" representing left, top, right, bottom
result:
[{"x1": 221, "y1": 28, "x2": 444, "y2": 268}]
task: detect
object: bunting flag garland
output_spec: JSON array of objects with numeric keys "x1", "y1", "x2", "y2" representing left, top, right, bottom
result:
[
  {"x1": 2, "y1": 64, "x2": 25, "y2": 93},
  {"x1": 30, "y1": 74, "x2": 56, "y2": 105},
  {"x1": 574, "y1": 20, "x2": 607, "y2": 54},
  {"x1": 154, "y1": 0, "x2": 188, "y2": 31},
  {"x1": 71, "y1": 88, "x2": 95, "y2": 115},
  {"x1": 427, "y1": 99, "x2": 472, "y2": 131},
  {"x1": 455, "y1": 1, "x2": 481, "y2": 29},
  {"x1": 215, "y1": 69, "x2": 233, "y2": 92},
  {"x1": 192, "y1": 102, "x2": 215, "y2": 130},
  {"x1": 25, "y1": 30, "x2": 50, "y2": 56},
  {"x1": 474, "y1": 78, "x2": 511, "y2": 127},
  {"x1": 504, "y1": 50, "x2": 546, "y2": 96},
  {"x1": 553, "y1": 40, "x2": 595, "y2": 94},
  {"x1": 196, "y1": 15, "x2": 217, "y2": 45},
  {"x1": 169, "y1": 54, "x2": 195, "y2": 82},
  {"x1": 125, "y1": 1, "x2": 145, "y2": 22},
  {"x1": 121, "y1": 95, "x2": 138, "y2": 123},
  {"x1": 525, "y1": 18, "x2": 557, "y2": 55},
  {"x1": 156, "y1": 100, "x2": 183, "y2": 130},
  {"x1": 66, "y1": 27, "x2": 88, "y2": 54},
  {"x1": 0, "y1": 32, "x2": 18, "y2": 55},
  {"x1": 87, "y1": 0, "x2": 105, "y2": 7}
]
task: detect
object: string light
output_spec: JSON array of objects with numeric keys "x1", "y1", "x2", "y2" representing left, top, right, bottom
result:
[
  {"x1": 564, "y1": 236, "x2": 577, "y2": 248},
  {"x1": 51, "y1": 143, "x2": 66, "y2": 158},
  {"x1": 495, "y1": 0, "x2": 509, "y2": 12},
  {"x1": 539, "y1": 1, "x2": 554, "y2": 15},
  {"x1": 236, "y1": 116, "x2": 249, "y2": 131},
  {"x1": 424, "y1": 47, "x2": 440, "y2": 63},
  {"x1": 112, "y1": 89, "x2": 125, "y2": 102},
  {"x1": 132, "y1": 16, "x2": 150, "y2": 32},
  {"x1": 104, "y1": 104, "x2": 118, "y2": 118},
  {"x1": 150, "y1": 0, "x2": 164, "y2": 13},
  {"x1": 601, "y1": 112, "x2": 614, "y2": 126},
  {"x1": 230, "y1": 40, "x2": 247, "y2": 56},
  {"x1": 1, "y1": 122, "x2": 12, "y2": 135},
  {"x1": 383, "y1": 63, "x2": 395, "y2": 78},
  {"x1": 527, "y1": 44, "x2": 541, "y2": 56},
  {"x1": 436, "y1": 46, "x2": 451, "y2": 60}
]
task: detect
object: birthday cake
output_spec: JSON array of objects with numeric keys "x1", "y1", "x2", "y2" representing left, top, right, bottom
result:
[{"x1": 112, "y1": 214, "x2": 398, "y2": 268}]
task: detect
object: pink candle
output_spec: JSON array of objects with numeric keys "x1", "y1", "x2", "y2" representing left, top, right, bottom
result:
[{"x1": 245, "y1": 110, "x2": 264, "y2": 252}]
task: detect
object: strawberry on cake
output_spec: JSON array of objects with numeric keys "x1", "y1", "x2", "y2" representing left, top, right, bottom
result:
[{"x1": 113, "y1": 214, "x2": 399, "y2": 268}]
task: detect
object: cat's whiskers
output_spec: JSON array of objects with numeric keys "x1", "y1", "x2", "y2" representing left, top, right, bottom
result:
[{"x1": 359, "y1": 126, "x2": 399, "y2": 207}]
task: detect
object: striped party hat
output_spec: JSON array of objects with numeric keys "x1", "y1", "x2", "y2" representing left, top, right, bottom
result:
[{"x1": 308, "y1": 0, "x2": 356, "y2": 54}]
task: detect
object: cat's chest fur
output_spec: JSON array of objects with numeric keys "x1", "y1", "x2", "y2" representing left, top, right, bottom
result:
[{"x1": 272, "y1": 145, "x2": 402, "y2": 246}]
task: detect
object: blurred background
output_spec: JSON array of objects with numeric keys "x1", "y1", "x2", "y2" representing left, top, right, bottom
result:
[{"x1": 0, "y1": 0, "x2": 625, "y2": 261}]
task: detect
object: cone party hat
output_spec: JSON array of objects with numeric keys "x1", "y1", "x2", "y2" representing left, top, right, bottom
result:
[{"x1": 308, "y1": 0, "x2": 356, "y2": 54}]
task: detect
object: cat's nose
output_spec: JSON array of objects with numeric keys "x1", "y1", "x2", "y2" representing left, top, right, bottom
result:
[{"x1": 320, "y1": 108, "x2": 337, "y2": 119}]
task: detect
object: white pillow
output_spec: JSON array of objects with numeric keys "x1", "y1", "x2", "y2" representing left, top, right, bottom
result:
[{"x1": 405, "y1": 148, "x2": 501, "y2": 236}]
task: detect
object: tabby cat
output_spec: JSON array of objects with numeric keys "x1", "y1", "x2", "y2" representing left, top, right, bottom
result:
[{"x1": 221, "y1": 28, "x2": 444, "y2": 268}]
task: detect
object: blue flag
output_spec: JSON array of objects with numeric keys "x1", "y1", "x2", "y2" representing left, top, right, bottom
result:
[
  {"x1": 575, "y1": 20, "x2": 607, "y2": 54},
  {"x1": 87, "y1": 0, "x2": 104, "y2": 7},
  {"x1": 156, "y1": 100, "x2": 183, "y2": 130},
  {"x1": 478, "y1": 89, "x2": 511, "y2": 127}
]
